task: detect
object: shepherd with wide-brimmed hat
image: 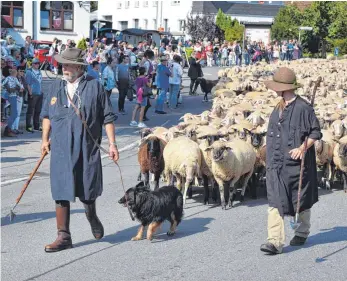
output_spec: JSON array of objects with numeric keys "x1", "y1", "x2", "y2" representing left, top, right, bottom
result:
[
  {"x1": 40, "y1": 48, "x2": 119, "y2": 253},
  {"x1": 259, "y1": 67, "x2": 322, "y2": 255}
]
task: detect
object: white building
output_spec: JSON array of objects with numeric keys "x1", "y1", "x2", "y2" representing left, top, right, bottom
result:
[
  {"x1": 97, "y1": 0, "x2": 190, "y2": 37},
  {"x1": 98, "y1": 1, "x2": 283, "y2": 43},
  {"x1": 1, "y1": 1, "x2": 90, "y2": 45}
]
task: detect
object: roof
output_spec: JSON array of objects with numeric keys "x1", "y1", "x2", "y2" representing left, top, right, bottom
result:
[
  {"x1": 122, "y1": 28, "x2": 159, "y2": 36},
  {"x1": 192, "y1": 1, "x2": 283, "y2": 17}
]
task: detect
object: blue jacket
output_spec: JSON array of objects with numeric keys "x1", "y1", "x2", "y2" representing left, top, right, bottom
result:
[{"x1": 156, "y1": 64, "x2": 171, "y2": 90}]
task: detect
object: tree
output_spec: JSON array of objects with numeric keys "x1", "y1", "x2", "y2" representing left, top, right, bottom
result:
[
  {"x1": 271, "y1": 5, "x2": 303, "y2": 41},
  {"x1": 215, "y1": 9, "x2": 244, "y2": 43},
  {"x1": 328, "y1": 1, "x2": 347, "y2": 39},
  {"x1": 302, "y1": 1, "x2": 334, "y2": 57},
  {"x1": 90, "y1": 1, "x2": 98, "y2": 12},
  {"x1": 186, "y1": 13, "x2": 223, "y2": 42}
]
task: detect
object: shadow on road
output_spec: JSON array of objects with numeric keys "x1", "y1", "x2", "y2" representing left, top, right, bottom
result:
[
  {"x1": 1, "y1": 209, "x2": 85, "y2": 227},
  {"x1": 22, "y1": 217, "x2": 213, "y2": 281},
  {"x1": 284, "y1": 226, "x2": 347, "y2": 254}
]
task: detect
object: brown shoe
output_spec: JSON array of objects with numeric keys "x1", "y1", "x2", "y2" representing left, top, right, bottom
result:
[
  {"x1": 4, "y1": 127, "x2": 17, "y2": 137},
  {"x1": 83, "y1": 202, "x2": 104, "y2": 240},
  {"x1": 45, "y1": 203, "x2": 72, "y2": 253}
]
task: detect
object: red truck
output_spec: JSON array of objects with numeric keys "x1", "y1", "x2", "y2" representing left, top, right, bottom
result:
[{"x1": 32, "y1": 40, "x2": 58, "y2": 68}]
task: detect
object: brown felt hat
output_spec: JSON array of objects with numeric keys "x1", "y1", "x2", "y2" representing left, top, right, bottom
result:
[
  {"x1": 264, "y1": 67, "x2": 302, "y2": 92},
  {"x1": 54, "y1": 48, "x2": 87, "y2": 65}
]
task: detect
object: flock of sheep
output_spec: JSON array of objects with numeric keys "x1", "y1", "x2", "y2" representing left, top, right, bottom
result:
[{"x1": 137, "y1": 58, "x2": 347, "y2": 209}]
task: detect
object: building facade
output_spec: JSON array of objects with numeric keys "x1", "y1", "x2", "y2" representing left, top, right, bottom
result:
[
  {"x1": 1, "y1": 1, "x2": 90, "y2": 45},
  {"x1": 98, "y1": 1, "x2": 284, "y2": 43},
  {"x1": 97, "y1": 0, "x2": 191, "y2": 36}
]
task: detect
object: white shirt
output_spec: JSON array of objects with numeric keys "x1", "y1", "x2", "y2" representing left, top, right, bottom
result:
[
  {"x1": 169, "y1": 62, "x2": 183, "y2": 85},
  {"x1": 66, "y1": 75, "x2": 84, "y2": 107}
]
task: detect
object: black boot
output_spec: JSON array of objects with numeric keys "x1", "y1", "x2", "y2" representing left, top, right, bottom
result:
[
  {"x1": 260, "y1": 242, "x2": 281, "y2": 255},
  {"x1": 290, "y1": 236, "x2": 307, "y2": 246},
  {"x1": 83, "y1": 202, "x2": 104, "y2": 240},
  {"x1": 45, "y1": 202, "x2": 72, "y2": 253}
]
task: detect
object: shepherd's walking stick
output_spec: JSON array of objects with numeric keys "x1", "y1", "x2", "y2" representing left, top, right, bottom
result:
[
  {"x1": 8, "y1": 151, "x2": 48, "y2": 222},
  {"x1": 290, "y1": 76, "x2": 322, "y2": 230}
]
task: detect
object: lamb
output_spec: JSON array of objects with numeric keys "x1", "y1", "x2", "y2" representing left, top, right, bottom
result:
[
  {"x1": 138, "y1": 135, "x2": 166, "y2": 190},
  {"x1": 205, "y1": 139, "x2": 256, "y2": 209},
  {"x1": 163, "y1": 136, "x2": 202, "y2": 204},
  {"x1": 332, "y1": 135, "x2": 347, "y2": 192}
]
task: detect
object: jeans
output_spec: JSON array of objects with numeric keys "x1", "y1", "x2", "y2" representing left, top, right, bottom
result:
[
  {"x1": 155, "y1": 88, "x2": 167, "y2": 112},
  {"x1": 26, "y1": 94, "x2": 43, "y2": 129},
  {"x1": 7, "y1": 95, "x2": 18, "y2": 129},
  {"x1": 118, "y1": 79, "x2": 129, "y2": 111},
  {"x1": 243, "y1": 53, "x2": 250, "y2": 65},
  {"x1": 169, "y1": 84, "x2": 180, "y2": 109},
  {"x1": 235, "y1": 54, "x2": 242, "y2": 66},
  {"x1": 11, "y1": 96, "x2": 23, "y2": 130}
]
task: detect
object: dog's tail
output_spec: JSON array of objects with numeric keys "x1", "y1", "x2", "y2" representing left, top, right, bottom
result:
[{"x1": 175, "y1": 193, "x2": 184, "y2": 225}]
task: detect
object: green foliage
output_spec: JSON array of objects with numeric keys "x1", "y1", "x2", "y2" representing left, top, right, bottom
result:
[
  {"x1": 77, "y1": 38, "x2": 87, "y2": 50},
  {"x1": 215, "y1": 9, "x2": 244, "y2": 42},
  {"x1": 271, "y1": 5, "x2": 303, "y2": 41},
  {"x1": 328, "y1": 1, "x2": 347, "y2": 39},
  {"x1": 327, "y1": 38, "x2": 347, "y2": 55},
  {"x1": 90, "y1": 1, "x2": 98, "y2": 12}
]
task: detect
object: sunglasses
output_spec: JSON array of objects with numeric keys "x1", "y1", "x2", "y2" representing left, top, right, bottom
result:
[{"x1": 32, "y1": 62, "x2": 40, "y2": 65}]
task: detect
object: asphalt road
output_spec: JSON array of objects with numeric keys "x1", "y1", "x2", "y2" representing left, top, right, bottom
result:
[{"x1": 1, "y1": 67, "x2": 347, "y2": 281}]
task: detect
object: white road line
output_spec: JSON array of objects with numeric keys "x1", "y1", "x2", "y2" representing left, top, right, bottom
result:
[{"x1": 1, "y1": 176, "x2": 40, "y2": 186}]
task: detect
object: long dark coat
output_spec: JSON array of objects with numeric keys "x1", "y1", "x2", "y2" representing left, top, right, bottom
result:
[
  {"x1": 41, "y1": 76, "x2": 117, "y2": 201},
  {"x1": 266, "y1": 96, "x2": 322, "y2": 217},
  {"x1": 188, "y1": 58, "x2": 203, "y2": 79}
]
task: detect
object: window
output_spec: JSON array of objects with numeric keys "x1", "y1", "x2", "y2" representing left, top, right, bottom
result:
[
  {"x1": 40, "y1": 1, "x2": 73, "y2": 31},
  {"x1": 134, "y1": 19, "x2": 139, "y2": 28},
  {"x1": 1, "y1": 1, "x2": 24, "y2": 28},
  {"x1": 164, "y1": 19, "x2": 168, "y2": 31},
  {"x1": 153, "y1": 19, "x2": 157, "y2": 29},
  {"x1": 171, "y1": 1, "x2": 180, "y2": 5},
  {"x1": 116, "y1": 1, "x2": 122, "y2": 9},
  {"x1": 135, "y1": 1, "x2": 139, "y2": 8},
  {"x1": 119, "y1": 21, "x2": 128, "y2": 30},
  {"x1": 143, "y1": 1, "x2": 148, "y2": 7},
  {"x1": 179, "y1": 20, "x2": 185, "y2": 31},
  {"x1": 125, "y1": 1, "x2": 130, "y2": 8},
  {"x1": 153, "y1": 1, "x2": 158, "y2": 7},
  {"x1": 144, "y1": 19, "x2": 148, "y2": 29},
  {"x1": 104, "y1": 15, "x2": 112, "y2": 21}
]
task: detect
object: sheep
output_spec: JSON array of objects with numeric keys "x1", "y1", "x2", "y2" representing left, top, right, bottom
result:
[
  {"x1": 204, "y1": 139, "x2": 256, "y2": 209},
  {"x1": 332, "y1": 136, "x2": 347, "y2": 192},
  {"x1": 163, "y1": 136, "x2": 202, "y2": 204},
  {"x1": 243, "y1": 127, "x2": 267, "y2": 197},
  {"x1": 314, "y1": 130, "x2": 336, "y2": 189},
  {"x1": 330, "y1": 120, "x2": 346, "y2": 139},
  {"x1": 138, "y1": 135, "x2": 166, "y2": 190}
]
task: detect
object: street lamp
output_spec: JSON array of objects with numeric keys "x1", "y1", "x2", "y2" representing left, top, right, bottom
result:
[{"x1": 298, "y1": 26, "x2": 313, "y2": 44}]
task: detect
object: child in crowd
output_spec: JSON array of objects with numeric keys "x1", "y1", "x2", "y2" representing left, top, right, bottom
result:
[{"x1": 130, "y1": 67, "x2": 151, "y2": 128}]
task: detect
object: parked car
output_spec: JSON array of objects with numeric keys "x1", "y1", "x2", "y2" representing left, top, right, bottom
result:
[{"x1": 32, "y1": 40, "x2": 58, "y2": 68}]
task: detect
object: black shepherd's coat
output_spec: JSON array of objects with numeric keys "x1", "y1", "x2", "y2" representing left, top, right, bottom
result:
[{"x1": 266, "y1": 96, "x2": 322, "y2": 217}]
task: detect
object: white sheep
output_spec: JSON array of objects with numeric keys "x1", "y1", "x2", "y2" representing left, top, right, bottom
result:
[
  {"x1": 205, "y1": 139, "x2": 256, "y2": 209},
  {"x1": 163, "y1": 136, "x2": 202, "y2": 204}
]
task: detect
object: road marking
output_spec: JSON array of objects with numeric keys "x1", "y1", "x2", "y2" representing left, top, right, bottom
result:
[{"x1": 1, "y1": 176, "x2": 40, "y2": 186}]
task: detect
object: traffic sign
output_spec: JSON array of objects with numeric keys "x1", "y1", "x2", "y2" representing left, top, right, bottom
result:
[
  {"x1": 299, "y1": 26, "x2": 313, "y2": 31},
  {"x1": 334, "y1": 47, "x2": 339, "y2": 56}
]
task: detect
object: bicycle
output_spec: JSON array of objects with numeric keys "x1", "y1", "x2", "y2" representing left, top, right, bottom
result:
[{"x1": 40, "y1": 53, "x2": 60, "y2": 79}]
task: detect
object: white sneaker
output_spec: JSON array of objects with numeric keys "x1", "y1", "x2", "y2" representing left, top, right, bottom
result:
[
  {"x1": 138, "y1": 122, "x2": 147, "y2": 128},
  {"x1": 130, "y1": 121, "x2": 138, "y2": 127}
]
